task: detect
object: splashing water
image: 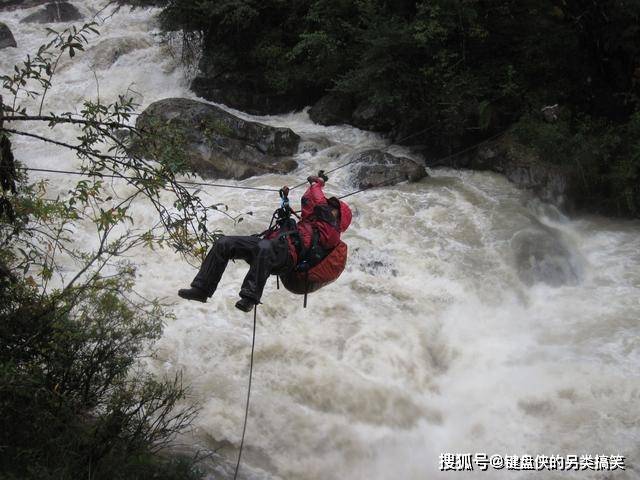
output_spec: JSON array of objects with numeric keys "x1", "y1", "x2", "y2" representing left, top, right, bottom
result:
[{"x1": 2, "y1": 3, "x2": 640, "y2": 479}]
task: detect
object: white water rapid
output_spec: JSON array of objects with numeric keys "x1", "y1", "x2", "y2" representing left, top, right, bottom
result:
[{"x1": 2, "y1": 3, "x2": 639, "y2": 479}]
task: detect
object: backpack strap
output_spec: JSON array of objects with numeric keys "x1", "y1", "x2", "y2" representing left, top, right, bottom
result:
[
  {"x1": 277, "y1": 227, "x2": 303, "y2": 255},
  {"x1": 275, "y1": 217, "x2": 333, "y2": 272},
  {"x1": 295, "y1": 228, "x2": 330, "y2": 272}
]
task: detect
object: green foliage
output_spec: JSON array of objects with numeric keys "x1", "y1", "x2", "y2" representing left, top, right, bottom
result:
[
  {"x1": 616, "y1": 113, "x2": 640, "y2": 215},
  {"x1": 1, "y1": 20, "x2": 221, "y2": 259},
  {"x1": 0, "y1": 149, "x2": 203, "y2": 479},
  {"x1": 154, "y1": 0, "x2": 604, "y2": 136},
  {"x1": 0, "y1": 20, "x2": 209, "y2": 480},
  {"x1": 0, "y1": 270, "x2": 200, "y2": 480}
]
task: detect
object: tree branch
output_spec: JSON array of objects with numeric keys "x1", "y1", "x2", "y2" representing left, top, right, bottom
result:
[{"x1": 2, "y1": 115, "x2": 140, "y2": 133}]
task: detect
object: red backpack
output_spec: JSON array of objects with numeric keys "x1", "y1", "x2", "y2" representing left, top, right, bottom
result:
[{"x1": 279, "y1": 240, "x2": 348, "y2": 294}]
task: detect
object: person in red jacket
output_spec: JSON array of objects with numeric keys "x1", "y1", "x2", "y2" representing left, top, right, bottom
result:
[{"x1": 178, "y1": 174, "x2": 352, "y2": 312}]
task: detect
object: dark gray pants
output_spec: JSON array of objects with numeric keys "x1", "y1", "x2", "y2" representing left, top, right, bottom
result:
[{"x1": 191, "y1": 235, "x2": 293, "y2": 303}]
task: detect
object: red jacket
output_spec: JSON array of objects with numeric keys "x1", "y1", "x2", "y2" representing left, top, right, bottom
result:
[
  {"x1": 285, "y1": 179, "x2": 341, "y2": 265},
  {"x1": 299, "y1": 179, "x2": 340, "y2": 241}
]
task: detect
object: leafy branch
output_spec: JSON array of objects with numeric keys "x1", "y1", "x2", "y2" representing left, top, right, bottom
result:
[{"x1": 1, "y1": 21, "x2": 223, "y2": 281}]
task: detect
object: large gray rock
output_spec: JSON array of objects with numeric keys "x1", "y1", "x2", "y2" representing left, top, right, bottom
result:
[
  {"x1": 511, "y1": 226, "x2": 581, "y2": 287},
  {"x1": 309, "y1": 92, "x2": 355, "y2": 126},
  {"x1": 88, "y1": 36, "x2": 152, "y2": 70},
  {"x1": 470, "y1": 135, "x2": 577, "y2": 208},
  {"x1": 134, "y1": 98, "x2": 300, "y2": 180},
  {"x1": 55, "y1": 36, "x2": 153, "y2": 73},
  {"x1": 416, "y1": 134, "x2": 581, "y2": 211},
  {"x1": 349, "y1": 149, "x2": 427, "y2": 189},
  {"x1": 298, "y1": 136, "x2": 333, "y2": 156},
  {"x1": 21, "y1": 2, "x2": 82, "y2": 24},
  {"x1": 0, "y1": 22, "x2": 16, "y2": 49},
  {"x1": 351, "y1": 100, "x2": 394, "y2": 132}
]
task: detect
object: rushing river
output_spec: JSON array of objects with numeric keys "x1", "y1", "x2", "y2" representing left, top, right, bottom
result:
[{"x1": 2, "y1": 2, "x2": 639, "y2": 479}]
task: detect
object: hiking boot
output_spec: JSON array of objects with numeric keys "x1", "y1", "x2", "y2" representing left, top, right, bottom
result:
[
  {"x1": 235, "y1": 297, "x2": 256, "y2": 312},
  {"x1": 178, "y1": 287, "x2": 207, "y2": 303}
]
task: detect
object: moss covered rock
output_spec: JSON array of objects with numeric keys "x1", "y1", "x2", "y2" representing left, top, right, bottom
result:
[
  {"x1": 134, "y1": 98, "x2": 300, "y2": 180},
  {"x1": 0, "y1": 22, "x2": 16, "y2": 49}
]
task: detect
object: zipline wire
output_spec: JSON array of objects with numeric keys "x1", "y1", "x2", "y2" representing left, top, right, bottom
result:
[
  {"x1": 8, "y1": 128, "x2": 508, "y2": 200},
  {"x1": 9, "y1": 162, "x2": 408, "y2": 203},
  {"x1": 288, "y1": 127, "x2": 508, "y2": 191}
]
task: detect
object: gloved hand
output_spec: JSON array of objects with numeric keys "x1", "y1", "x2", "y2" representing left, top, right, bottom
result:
[{"x1": 307, "y1": 172, "x2": 328, "y2": 184}]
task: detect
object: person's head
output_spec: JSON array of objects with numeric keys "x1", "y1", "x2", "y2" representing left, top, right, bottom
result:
[{"x1": 328, "y1": 197, "x2": 352, "y2": 233}]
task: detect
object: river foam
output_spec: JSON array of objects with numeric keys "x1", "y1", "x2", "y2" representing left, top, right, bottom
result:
[{"x1": 2, "y1": 2, "x2": 639, "y2": 479}]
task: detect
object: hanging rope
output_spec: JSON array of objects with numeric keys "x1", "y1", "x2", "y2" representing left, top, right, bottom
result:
[{"x1": 233, "y1": 303, "x2": 258, "y2": 480}]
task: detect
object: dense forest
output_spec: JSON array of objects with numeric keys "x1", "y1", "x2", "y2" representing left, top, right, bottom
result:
[{"x1": 135, "y1": 0, "x2": 640, "y2": 217}]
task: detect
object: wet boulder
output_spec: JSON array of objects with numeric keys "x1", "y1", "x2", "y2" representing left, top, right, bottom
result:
[
  {"x1": 20, "y1": 2, "x2": 82, "y2": 23},
  {"x1": 298, "y1": 136, "x2": 333, "y2": 156},
  {"x1": 133, "y1": 98, "x2": 300, "y2": 180},
  {"x1": 0, "y1": 22, "x2": 16, "y2": 49},
  {"x1": 459, "y1": 134, "x2": 579, "y2": 210},
  {"x1": 511, "y1": 226, "x2": 580, "y2": 287},
  {"x1": 475, "y1": 140, "x2": 571, "y2": 206},
  {"x1": 363, "y1": 260, "x2": 398, "y2": 277},
  {"x1": 349, "y1": 149, "x2": 427, "y2": 189},
  {"x1": 309, "y1": 92, "x2": 355, "y2": 126},
  {"x1": 87, "y1": 36, "x2": 152, "y2": 70},
  {"x1": 351, "y1": 100, "x2": 394, "y2": 132}
]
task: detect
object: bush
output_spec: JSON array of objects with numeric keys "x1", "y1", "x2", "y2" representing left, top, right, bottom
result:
[
  {"x1": 0, "y1": 271, "x2": 200, "y2": 480},
  {"x1": 0, "y1": 20, "x2": 209, "y2": 480}
]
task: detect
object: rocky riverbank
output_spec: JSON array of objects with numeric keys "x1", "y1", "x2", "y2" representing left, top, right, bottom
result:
[{"x1": 132, "y1": 98, "x2": 300, "y2": 180}]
